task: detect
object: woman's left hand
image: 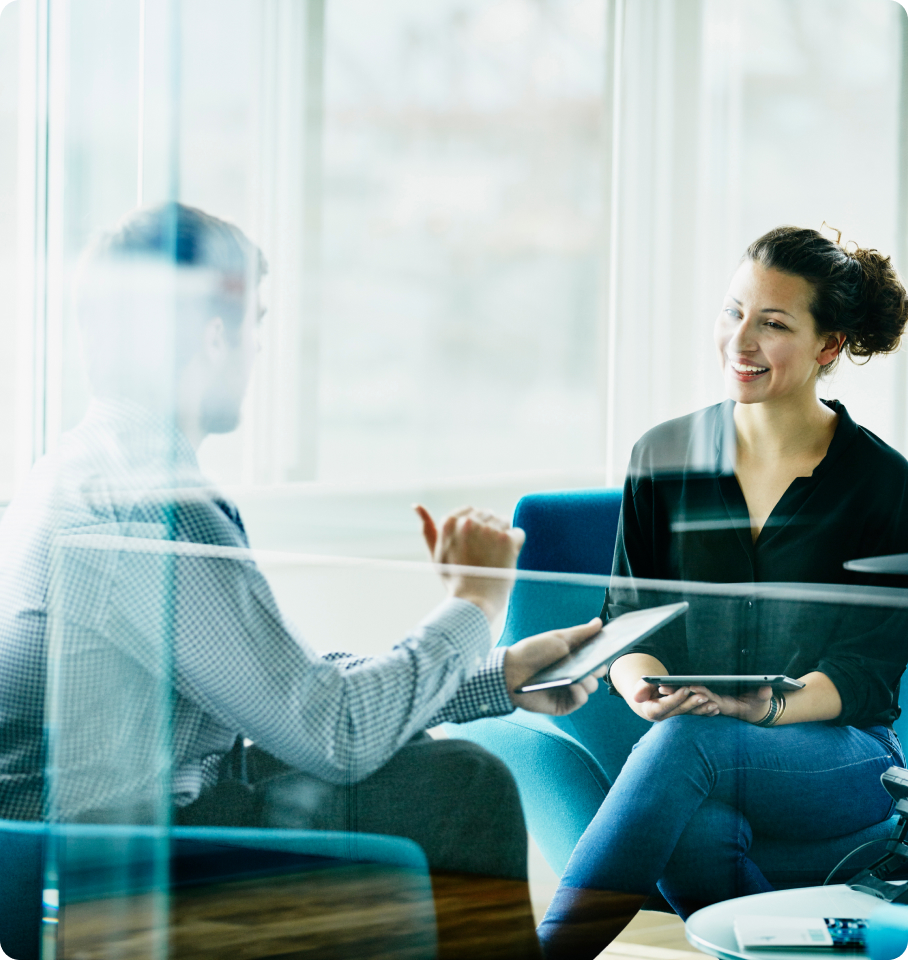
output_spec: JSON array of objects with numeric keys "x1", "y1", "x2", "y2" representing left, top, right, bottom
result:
[{"x1": 689, "y1": 684, "x2": 772, "y2": 723}]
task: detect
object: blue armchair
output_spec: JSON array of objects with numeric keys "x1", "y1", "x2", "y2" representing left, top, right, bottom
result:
[
  {"x1": 450, "y1": 488, "x2": 907, "y2": 895},
  {"x1": 0, "y1": 820, "x2": 434, "y2": 960}
]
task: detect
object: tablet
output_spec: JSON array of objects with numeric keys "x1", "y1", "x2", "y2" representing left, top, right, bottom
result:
[
  {"x1": 516, "y1": 601, "x2": 689, "y2": 694},
  {"x1": 641, "y1": 675, "x2": 806, "y2": 694}
]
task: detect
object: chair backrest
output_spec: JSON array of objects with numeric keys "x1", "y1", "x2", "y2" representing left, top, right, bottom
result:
[
  {"x1": 498, "y1": 489, "x2": 651, "y2": 781},
  {"x1": 499, "y1": 488, "x2": 622, "y2": 646},
  {"x1": 896, "y1": 685, "x2": 908, "y2": 746},
  {"x1": 502, "y1": 488, "x2": 908, "y2": 779}
]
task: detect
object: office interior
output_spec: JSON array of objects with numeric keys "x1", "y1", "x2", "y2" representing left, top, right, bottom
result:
[{"x1": 2, "y1": 0, "x2": 908, "y2": 957}]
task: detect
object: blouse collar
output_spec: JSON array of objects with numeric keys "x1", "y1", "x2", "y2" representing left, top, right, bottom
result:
[{"x1": 714, "y1": 397, "x2": 857, "y2": 479}]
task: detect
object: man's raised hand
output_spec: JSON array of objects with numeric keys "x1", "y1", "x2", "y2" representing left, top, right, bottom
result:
[{"x1": 413, "y1": 504, "x2": 525, "y2": 622}]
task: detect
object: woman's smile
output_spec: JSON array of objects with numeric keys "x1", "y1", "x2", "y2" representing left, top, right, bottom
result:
[
  {"x1": 714, "y1": 260, "x2": 841, "y2": 405},
  {"x1": 727, "y1": 357, "x2": 770, "y2": 380}
]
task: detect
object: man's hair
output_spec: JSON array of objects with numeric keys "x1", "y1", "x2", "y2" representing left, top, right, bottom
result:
[
  {"x1": 82, "y1": 202, "x2": 267, "y2": 332},
  {"x1": 76, "y1": 203, "x2": 267, "y2": 394}
]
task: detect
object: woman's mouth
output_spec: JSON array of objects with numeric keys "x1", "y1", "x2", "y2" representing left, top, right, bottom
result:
[{"x1": 729, "y1": 360, "x2": 769, "y2": 381}]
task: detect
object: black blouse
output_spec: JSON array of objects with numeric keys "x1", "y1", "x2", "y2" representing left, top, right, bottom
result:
[{"x1": 602, "y1": 399, "x2": 908, "y2": 728}]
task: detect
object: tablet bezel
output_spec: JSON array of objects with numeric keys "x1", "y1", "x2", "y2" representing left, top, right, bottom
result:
[
  {"x1": 515, "y1": 601, "x2": 689, "y2": 693},
  {"x1": 641, "y1": 674, "x2": 806, "y2": 693}
]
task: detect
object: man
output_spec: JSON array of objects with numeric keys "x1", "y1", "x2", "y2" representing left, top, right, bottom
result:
[{"x1": 0, "y1": 203, "x2": 604, "y2": 958}]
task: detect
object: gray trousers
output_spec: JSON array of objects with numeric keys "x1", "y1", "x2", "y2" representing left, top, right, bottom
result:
[
  {"x1": 177, "y1": 734, "x2": 529, "y2": 882},
  {"x1": 79, "y1": 737, "x2": 540, "y2": 958}
]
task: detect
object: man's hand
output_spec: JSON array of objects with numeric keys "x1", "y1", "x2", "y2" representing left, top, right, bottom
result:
[
  {"x1": 414, "y1": 504, "x2": 525, "y2": 622},
  {"x1": 505, "y1": 618, "x2": 606, "y2": 715}
]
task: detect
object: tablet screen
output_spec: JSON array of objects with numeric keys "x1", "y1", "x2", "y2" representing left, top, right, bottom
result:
[{"x1": 516, "y1": 601, "x2": 689, "y2": 693}]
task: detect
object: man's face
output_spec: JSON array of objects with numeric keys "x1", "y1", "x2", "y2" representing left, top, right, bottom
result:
[{"x1": 199, "y1": 286, "x2": 263, "y2": 435}]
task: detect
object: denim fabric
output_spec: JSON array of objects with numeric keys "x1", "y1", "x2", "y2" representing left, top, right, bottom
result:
[{"x1": 553, "y1": 716, "x2": 903, "y2": 917}]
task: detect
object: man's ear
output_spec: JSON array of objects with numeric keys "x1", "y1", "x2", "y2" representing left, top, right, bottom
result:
[
  {"x1": 817, "y1": 332, "x2": 845, "y2": 367},
  {"x1": 203, "y1": 316, "x2": 227, "y2": 363}
]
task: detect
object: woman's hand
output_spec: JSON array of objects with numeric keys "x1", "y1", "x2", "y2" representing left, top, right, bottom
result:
[
  {"x1": 688, "y1": 684, "x2": 772, "y2": 723},
  {"x1": 630, "y1": 679, "x2": 721, "y2": 722},
  {"x1": 609, "y1": 653, "x2": 720, "y2": 722}
]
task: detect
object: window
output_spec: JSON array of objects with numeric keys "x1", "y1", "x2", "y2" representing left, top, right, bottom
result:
[{"x1": 6, "y1": 0, "x2": 906, "y2": 540}]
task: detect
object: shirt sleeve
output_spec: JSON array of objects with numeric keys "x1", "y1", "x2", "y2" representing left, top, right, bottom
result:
[
  {"x1": 812, "y1": 462, "x2": 908, "y2": 727},
  {"x1": 71, "y1": 498, "x2": 496, "y2": 786},
  {"x1": 811, "y1": 607, "x2": 908, "y2": 728},
  {"x1": 427, "y1": 646, "x2": 513, "y2": 724},
  {"x1": 322, "y1": 632, "x2": 513, "y2": 724}
]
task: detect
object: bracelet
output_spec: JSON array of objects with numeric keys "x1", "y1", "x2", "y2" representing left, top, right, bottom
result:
[
  {"x1": 754, "y1": 695, "x2": 779, "y2": 727},
  {"x1": 754, "y1": 693, "x2": 786, "y2": 727},
  {"x1": 773, "y1": 692, "x2": 787, "y2": 725}
]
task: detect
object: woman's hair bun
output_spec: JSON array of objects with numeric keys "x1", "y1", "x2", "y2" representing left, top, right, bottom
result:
[
  {"x1": 746, "y1": 226, "x2": 908, "y2": 372},
  {"x1": 846, "y1": 246, "x2": 908, "y2": 358}
]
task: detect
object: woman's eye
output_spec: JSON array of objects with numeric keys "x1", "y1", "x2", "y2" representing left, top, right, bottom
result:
[
  {"x1": 724, "y1": 308, "x2": 741, "y2": 319},
  {"x1": 765, "y1": 320, "x2": 786, "y2": 330}
]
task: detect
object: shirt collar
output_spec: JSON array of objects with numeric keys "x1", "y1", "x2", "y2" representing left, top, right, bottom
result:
[
  {"x1": 713, "y1": 397, "x2": 856, "y2": 479},
  {"x1": 83, "y1": 396, "x2": 201, "y2": 480}
]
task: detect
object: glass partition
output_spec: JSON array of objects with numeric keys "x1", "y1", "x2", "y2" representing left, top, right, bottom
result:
[
  {"x1": 38, "y1": 531, "x2": 908, "y2": 957},
  {"x1": 5, "y1": 0, "x2": 908, "y2": 957}
]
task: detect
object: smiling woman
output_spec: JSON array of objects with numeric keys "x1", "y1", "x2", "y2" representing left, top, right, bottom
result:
[
  {"x1": 721, "y1": 228, "x2": 908, "y2": 543},
  {"x1": 535, "y1": 227, "x2": 908, "y2": 960},
  {"x1": 717, "y1": 262, "x2": 840, "y2": 397}
]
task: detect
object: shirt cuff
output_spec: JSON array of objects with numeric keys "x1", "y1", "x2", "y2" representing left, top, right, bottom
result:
[{"x1": 427, "y1": 646, "x2": 513, "y2": 725}]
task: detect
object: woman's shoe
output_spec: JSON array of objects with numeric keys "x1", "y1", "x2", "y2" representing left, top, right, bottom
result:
[{"x1": 537, "y1": 885, "x2": 648, "y2": 960}]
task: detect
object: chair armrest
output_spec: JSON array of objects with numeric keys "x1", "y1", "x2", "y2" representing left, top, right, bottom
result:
[
  {"x1": 172, "y1": 826, "x2": 429, "y2": 872},
  {"x1": 444, "y1": 713, "x2": 610, "y2": 875}
]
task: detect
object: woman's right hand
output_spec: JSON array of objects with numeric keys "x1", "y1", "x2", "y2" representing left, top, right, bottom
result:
[
  {"x1": 609, "y1": 653, "x2": 720, "y2": 722},
  {"x1": 630, "y1": 679, "x2": 720, "y2": 722}
]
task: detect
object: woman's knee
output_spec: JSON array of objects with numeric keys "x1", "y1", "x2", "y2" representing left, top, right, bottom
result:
[
  {"x1": 620, "y1": 715, "x2": 746, "y2": 792},
  {"x1": 636, "y1": 714, "x2": 740, "y2": 758}
]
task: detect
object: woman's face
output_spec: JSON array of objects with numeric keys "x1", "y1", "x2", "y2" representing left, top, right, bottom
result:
[{"x1": 714, "y1": 259, "x2": 842, "y2": 406}]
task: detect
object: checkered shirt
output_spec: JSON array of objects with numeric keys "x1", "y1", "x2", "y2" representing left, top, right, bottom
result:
[{"x1": 0, "y1": 399, "x2": 513, "y2": 821}]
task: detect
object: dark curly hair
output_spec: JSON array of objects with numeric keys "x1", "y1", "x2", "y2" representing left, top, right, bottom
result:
[{"x1": 745, "y1": 226, "x2": 908, "y2": 375}]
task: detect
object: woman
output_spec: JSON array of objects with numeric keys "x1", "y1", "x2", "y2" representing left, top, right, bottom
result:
[{"x1": 538, "y1": 226, "x2": 908, "y2": 960}]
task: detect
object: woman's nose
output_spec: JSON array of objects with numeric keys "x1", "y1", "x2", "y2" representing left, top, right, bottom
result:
[{"x1": 728, "y1": 316, "x2": 759, "y2": 352}]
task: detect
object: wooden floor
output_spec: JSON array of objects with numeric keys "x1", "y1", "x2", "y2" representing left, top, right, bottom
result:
[
  {"x1": 52, "y1": 841, "x2": 701, "y2": 960},
  {"x1": 528, "y1": 839, "x2": 700, "y2": 960},
  {"x1": 58, "y1": 865, "x2": 437, "y2": 959},
  {"x1": 55, "y1": 880, "x2": 699, "y2": 960},
  {"x1": 608, "y1": 910, "x2": 701, "y2": 959}
]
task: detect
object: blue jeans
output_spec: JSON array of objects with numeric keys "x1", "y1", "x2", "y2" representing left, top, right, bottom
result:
[{"x1": 546, "y1": 716, "x2": 903, "y2": 920}]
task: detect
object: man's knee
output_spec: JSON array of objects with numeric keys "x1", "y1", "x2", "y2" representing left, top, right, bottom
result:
[
  {"x1": 429, "y1": 738, "x2": 523, "y2": 817},
  {"x1": 414, "y1": 738, "x2": 528, "y2": 878}
]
